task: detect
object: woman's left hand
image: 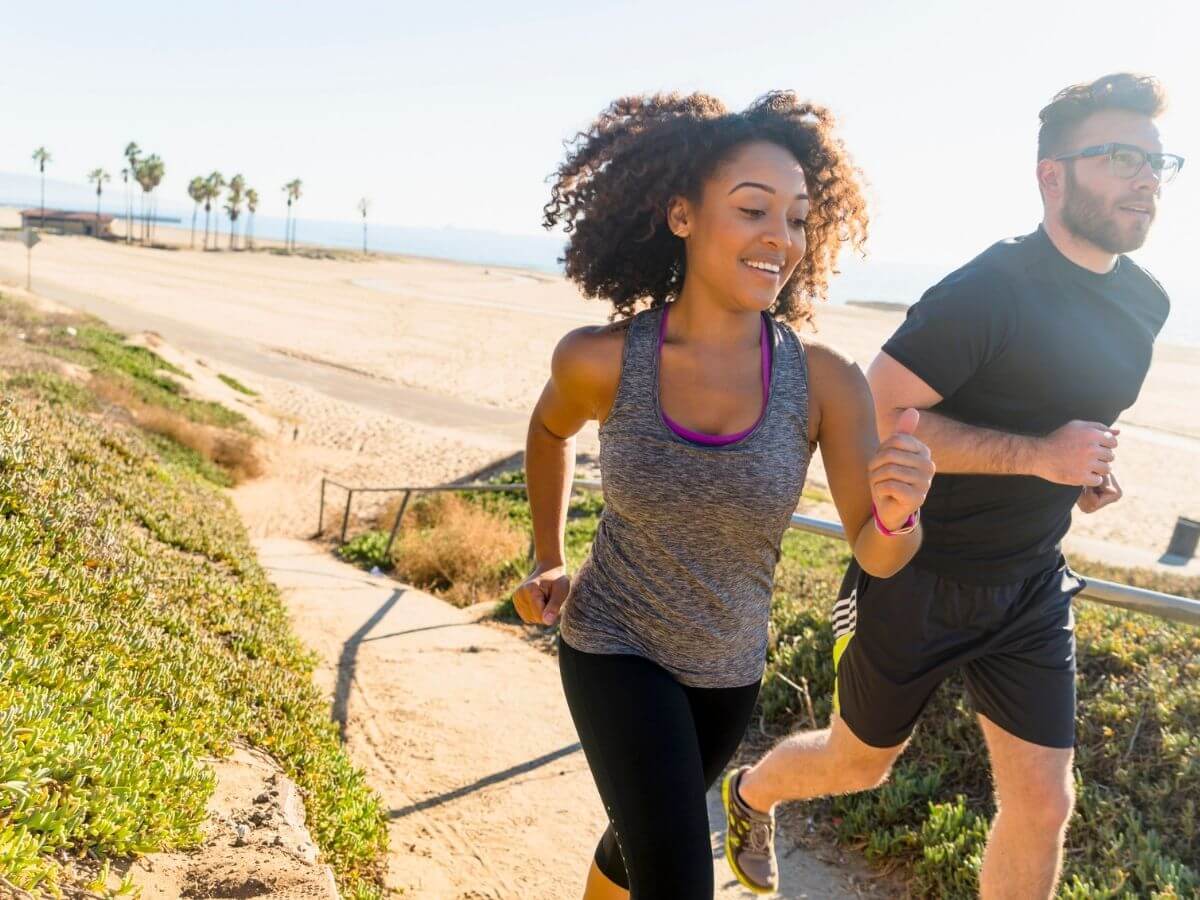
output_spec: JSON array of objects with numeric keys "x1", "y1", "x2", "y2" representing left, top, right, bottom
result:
[{"x1": 868, "y1": 408, "x2": 935, "y2": 531}]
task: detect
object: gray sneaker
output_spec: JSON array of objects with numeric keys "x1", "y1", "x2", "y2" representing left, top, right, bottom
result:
[{"x1": 722, "y1": 766, "x2": 778, "y2": 894}]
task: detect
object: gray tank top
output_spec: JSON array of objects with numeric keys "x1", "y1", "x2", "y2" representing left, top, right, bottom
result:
[{"x1": 560, "y1": 304, "x2": 811, "y2": 688}]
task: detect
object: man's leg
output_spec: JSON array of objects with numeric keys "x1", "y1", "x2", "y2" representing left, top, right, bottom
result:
[
  {"x1": 978, "y1": 714, "x2": 1075, "y2": 900},
  {"x1": 737, "y1": 714, "x2": 904, "y2": 812}
]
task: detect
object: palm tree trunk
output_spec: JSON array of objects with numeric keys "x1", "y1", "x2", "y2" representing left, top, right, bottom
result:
[
  {"x1": 39, "y1": 166, "x2": 45, "y2": 230},
  {"x1": 96, "y1": 187, "x2": 102, "y2": 235}
]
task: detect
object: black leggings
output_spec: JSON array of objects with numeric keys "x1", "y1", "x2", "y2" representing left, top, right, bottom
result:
[{"x1": 558, "y1": 638, "x2": 760, "y2": 899}]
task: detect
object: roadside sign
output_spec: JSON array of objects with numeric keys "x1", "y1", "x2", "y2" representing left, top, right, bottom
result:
[{"x1": 22, "y1": 229, "x2": 39, "y2": 289}]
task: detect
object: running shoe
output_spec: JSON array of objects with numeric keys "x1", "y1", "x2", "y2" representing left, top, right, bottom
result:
[{"x1": 722, "y1": 765, "x2": 778, "y2": 894}]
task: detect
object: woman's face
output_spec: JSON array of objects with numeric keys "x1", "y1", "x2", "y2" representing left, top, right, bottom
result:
[{"x1": 670, "y1": 140, "x2": 810, "y2": 312}]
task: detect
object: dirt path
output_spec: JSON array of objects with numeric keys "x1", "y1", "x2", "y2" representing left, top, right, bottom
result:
[{"x1": 256, "y1": 538, "x2": 886, "y2": 899}]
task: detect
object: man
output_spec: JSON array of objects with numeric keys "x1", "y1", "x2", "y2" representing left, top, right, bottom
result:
[{"x1": 723, "y1": 73, "x2": 1181, "y2": 898}]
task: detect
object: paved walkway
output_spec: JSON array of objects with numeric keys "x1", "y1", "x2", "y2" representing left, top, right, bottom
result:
[{"x1": 257, "y1": 538, "x2": 881, "y2": 899}]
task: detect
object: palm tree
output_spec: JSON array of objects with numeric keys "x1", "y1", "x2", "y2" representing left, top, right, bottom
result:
[
  {"x1": 123, "y1": 142, "x2": 140, "y2": 242},
  {"x1": 120, "y1": 168, "x2": 131, "y2": 242},
  {"x1": 245, "y1": 188, "x2": 259, "y2": 250},
  {"x1": 187, "y1": 177, "x2": 206, "y2": 249},
  {"x1": 203, "y1": 171, "x2": 224, "y2": 251},
  {"x1": 135, "y1": 155, "x2": 165, "y2": 245},
  {"x1": 225, "y1": 175, "x2": 246, "y2": 250},
  {"x1": 87, "y1": 168, "x2": 111, "y2": 236},
  {"x1": 357, "y1": 197, "x2": 370, "y2": 254},
  {"x1": 283, "y1": 179, "x2": 303, "y2": 251},
  {"x1": 31, "y1": 147, "x2": 52, "y2": 229}
]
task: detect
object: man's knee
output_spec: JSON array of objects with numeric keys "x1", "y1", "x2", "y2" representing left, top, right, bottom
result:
[
  {"x1": 839, "y1": 751, "x2": 897, "y2": 792},
  {"x1": 998, "y1": 776, "x2": 1075, "y2": 833}
]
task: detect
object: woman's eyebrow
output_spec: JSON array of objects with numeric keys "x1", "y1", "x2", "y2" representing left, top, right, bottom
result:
[
  {"x1": 728, "y1": 181, "x2": 809, "y2": 199},
  {"x1": 729, "y1": 181, "x2": 775, "y2": 195}
]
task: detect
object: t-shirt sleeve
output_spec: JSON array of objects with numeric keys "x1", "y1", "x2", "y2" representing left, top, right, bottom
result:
[{"x1": 881, "y1": 264, "x2": 1015, "y2": 399}]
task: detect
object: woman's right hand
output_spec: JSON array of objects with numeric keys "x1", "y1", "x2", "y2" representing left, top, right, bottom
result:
[{"x1": 512, "y1": 564, "x2": 571, "y2": 626}]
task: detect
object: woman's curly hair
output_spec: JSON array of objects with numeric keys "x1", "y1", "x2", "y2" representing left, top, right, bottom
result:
[{"x1": 543, "y1": 91, "x2": 869, "y2": 325}]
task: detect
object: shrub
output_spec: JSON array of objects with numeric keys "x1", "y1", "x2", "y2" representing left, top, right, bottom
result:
[
  {"x1": 391, "y1": 493, "x2": 528, "y2": 606},
  {"x1": 218, "y1": 373, "x2": 258, "y2": 396},
  {"x1": 4, "y1": 371, "x2": 96, "y2": 410},
  {"x1": 40, "y1": 322, "x2": 247, "y2": 430},
  {"x1": 0, "y1": 394, "x2": 388, "y2": 897},
  {"x1": 91, "y1": 377, "x2": 262, "y2": 484},
  {"x1": 338, "y1": 530, "x2": 392, "y2": 569}
]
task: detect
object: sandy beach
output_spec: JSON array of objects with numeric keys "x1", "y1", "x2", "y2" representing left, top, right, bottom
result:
[{"x1": 1, "y1": 216, "x2": 1197, "y2": 571}]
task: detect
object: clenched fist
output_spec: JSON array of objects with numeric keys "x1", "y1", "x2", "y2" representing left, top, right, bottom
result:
[
  {"x1": 1037, "y1": 420, "x2": 1119, "y2": 487},
  {"x1": 512, "y1": 564, "x2": 571, "y2": 626},
  {"x1": 870, "y1": 408, "x2": 934, "y2": 531}
]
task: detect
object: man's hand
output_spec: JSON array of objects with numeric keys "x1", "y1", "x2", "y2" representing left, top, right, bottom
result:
[
  {"x1": 512, "y1": 564, "x2": 570, "y2": 626},
  {"x1": 1035, "y1": 420, "x2": 1119, "y2": 486},
  {"x1": 1077, "y1": 473, "x2": 1123, "y2": 514}
]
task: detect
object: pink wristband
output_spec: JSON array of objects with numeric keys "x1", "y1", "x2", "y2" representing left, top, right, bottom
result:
[{"x1": 873, "y1": 503, "x2": 919, "y2": 536}]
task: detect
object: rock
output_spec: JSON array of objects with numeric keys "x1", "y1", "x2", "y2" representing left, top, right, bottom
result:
[{"x1": 234, "y1": 823, "x2": 250, "y2": 846}]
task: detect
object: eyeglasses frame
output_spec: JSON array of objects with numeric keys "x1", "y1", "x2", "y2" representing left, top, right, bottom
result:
[{"x1": 1053, "y1": 142, "x2": 1185, "y2": 183}]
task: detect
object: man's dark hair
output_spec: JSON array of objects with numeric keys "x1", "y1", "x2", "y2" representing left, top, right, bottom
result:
[{"x1": 1038, "y1": 73, "x2": 1167, "y2": 160}]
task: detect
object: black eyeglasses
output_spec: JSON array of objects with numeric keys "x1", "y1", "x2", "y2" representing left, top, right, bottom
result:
[{"x1": 1054, "y1": 143, "x2": 1185, "y2": 184}]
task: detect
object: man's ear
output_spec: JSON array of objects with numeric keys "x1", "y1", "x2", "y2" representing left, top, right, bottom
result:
[
  {"x1": 1037, "y1": 159, "x2": 1064, "y2": 199},
  {"x1": 666, "y1": 196, "x2": 691, "y2": 238}
]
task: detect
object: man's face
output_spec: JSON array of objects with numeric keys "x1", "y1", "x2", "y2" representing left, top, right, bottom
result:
[{"x1": 1057, "y1": 109, "x2": 1164, "y2": 253}]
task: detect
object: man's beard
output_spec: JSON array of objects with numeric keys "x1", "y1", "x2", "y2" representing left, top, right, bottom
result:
[{"x1": 1061, "y1": 166, "x2": 1151, "y2": 254}]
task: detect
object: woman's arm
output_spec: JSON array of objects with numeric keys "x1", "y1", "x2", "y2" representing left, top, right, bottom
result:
[
  {"x1": 806, "y1": 341, "x2": 933, "y2": 578},
  {"x1": 513, "y1": 324, "x2": 624, "y2": 625}
]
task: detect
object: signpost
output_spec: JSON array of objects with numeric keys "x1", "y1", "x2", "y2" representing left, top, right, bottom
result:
[{"x1": 21, "y1": 228, "x2": 39, "y2": 290}]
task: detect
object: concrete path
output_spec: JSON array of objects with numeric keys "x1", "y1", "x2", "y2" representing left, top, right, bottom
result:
[{"x1": 257, "y1": 538, "x2": 880, "y2": 899}]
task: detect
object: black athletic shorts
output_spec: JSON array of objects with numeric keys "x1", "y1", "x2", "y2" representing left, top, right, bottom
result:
[{"x1": 832, "y1": 556, "x2": 1084, "y2": 750}]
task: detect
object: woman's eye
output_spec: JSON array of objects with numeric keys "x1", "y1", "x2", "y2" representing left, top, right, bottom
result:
[
  {"x1": 790, "y1": 218, "x2": 807, "y2": 229},
  {"x1": 739, "y1": 208, "x2": 765, "y2": 218}
]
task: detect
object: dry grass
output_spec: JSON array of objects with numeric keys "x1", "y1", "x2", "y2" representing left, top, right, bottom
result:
[
  {"x1": 389, "y1": 493, "x2": 527, "y2": 606},
  {"x1": 91, "y1": 376, "x2": 263, "y2": 483}
]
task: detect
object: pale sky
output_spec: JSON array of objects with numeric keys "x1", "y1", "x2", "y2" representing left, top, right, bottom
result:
[{"x1": 1, "y1": 0, "x2": 1196, "y2": 285}]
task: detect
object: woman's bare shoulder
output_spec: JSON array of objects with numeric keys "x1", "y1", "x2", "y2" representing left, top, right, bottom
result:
[{"x1": 552, "y1": 319, "x2": 631, "y2": 407}]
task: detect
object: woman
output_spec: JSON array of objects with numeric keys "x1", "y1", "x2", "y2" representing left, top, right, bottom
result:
[{"x1": 513, "y1": 91, "x2": 933, "y2": 899}]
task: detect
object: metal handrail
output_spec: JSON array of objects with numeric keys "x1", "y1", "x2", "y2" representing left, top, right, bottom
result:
[{"x1": 318, "y1": 478, "x2": 1200, "y2": 627}]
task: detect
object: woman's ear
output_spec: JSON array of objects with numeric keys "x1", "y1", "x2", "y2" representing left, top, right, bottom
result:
[{"x1": 666, "y1": 196, "x2": 691, "y2": 238}]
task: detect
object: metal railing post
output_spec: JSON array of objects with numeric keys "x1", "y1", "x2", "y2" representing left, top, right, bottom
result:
[
  {"x1": 316, "y1": 477, "x2": 326, "y2": 538},
  {"x1": 340, "y1": 489, "x2": 354, "y2": 545},
  {"x1": 384, "y1": 490, "x2": 414, "y2": 557}
]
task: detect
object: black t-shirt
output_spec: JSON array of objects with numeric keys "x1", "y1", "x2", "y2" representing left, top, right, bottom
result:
[{"x1": 882, "y1": 226, "x2": 1170, "y2": 584}]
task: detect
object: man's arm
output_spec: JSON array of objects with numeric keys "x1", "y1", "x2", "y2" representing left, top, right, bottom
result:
[{"x1": 868, "y1": 351, "x2": 1118, "y2": 488}]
